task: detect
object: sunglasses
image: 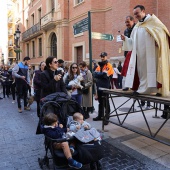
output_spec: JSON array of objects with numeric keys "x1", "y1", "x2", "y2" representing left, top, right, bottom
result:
[
  {"x1": 53, "y1": 61, "x2": 58, "y2": 64},
  {"x1": 72, "y1": 67, "x2": 77, "y2": 69},
  {"x1": 101, "y1": 56, "x2": 106, "y2": 58}
]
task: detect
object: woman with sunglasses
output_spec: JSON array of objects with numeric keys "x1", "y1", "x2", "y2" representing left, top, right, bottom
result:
[
  {"x1": 65, "y1": 63, "x2": 84, "y2": 105},
  {"x1": 40, "y1": 56, "x2": 67, "y2": 98}
]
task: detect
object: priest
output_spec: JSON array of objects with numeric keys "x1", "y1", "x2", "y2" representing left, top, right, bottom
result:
[{"x1": 121, "y1": 5, "x2": 170, "y2": 97}]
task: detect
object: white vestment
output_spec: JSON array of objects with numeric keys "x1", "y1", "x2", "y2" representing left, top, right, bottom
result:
[{"x1": 123, "y1": 14, "x2": 158, "y2": 94}]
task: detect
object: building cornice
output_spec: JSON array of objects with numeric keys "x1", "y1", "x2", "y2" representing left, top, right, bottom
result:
[{"x1": 69, "y1": 6, "x2": 112, "y2": 22}]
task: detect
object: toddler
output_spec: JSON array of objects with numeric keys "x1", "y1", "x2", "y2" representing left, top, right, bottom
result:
[{"x1": 69, "y1": 112, "x2": 91, "y2": 133}]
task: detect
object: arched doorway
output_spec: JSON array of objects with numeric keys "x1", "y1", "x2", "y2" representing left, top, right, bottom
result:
[{"x1": 50, "y1": 33, "x2": 57, "y2": 57}]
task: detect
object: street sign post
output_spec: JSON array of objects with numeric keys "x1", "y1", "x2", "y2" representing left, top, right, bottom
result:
[
  {"x1": 92, "y1": 32, "x2": 114, "y2": 41},
  {"x1": 73, "y1": 17, "x2": 88, "y2": 35}
]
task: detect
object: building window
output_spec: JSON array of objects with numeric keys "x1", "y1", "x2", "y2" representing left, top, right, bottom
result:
[
  {"x1": 51, "y1": 33, "x2": 57, "y2": 57},
  {"x1": 51, "y1": 0, "x2": 55, "y2": 16},
  {"x1": 9, "y1": 50, "x2": 13, "y2": 57},
  {"x1": 78, "y1": 0, "x2": 83, "y2": 3},
  {"x1": 51, "y1": 0, "x2": 55, "y2": 10},
  {"x1": 31, "y1": 13, "x2": 34, "y2": 26},
  {"x1": 38, "y1": 38, "x2": 42, "y2": 57},
  {"x1": 27, "y1": 43, "x2": 29, "y2": 56},
  {"x1": 38, "y1": 8, "x2": 41, "y2": 25},
  {"x1": 74, "y1": 0, "x2": 83, "y2": 5},
  {"x1": 32, "y1": 41, "x2": 35, "y2": 57},
  {"x1": 26, "y1": 19, "x2": 29, "y2": 29}
]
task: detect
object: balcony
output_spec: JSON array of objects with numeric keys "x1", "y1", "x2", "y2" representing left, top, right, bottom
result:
[
  {"x1": 8, "y1": 39, "x2": 13, "y2": 47},
  {"x1": 22, "y1": 22, "x2": 42, "y2": 41},
  {"x1": 8, "y1": 54, "x2": 16, "y2": 59},
  {"x1": 41, "y1": 11, "x2": 58, "y2": 31},
  {"x1": 8, "y1": 29, "x2": 13, "y2": 36}
]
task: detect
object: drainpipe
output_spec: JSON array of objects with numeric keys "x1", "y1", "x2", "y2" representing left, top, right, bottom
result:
[
  {"x1": 68, "y1": 0, "x2": 69, "y2": 19},
  {"x1": 156, "y1": 0, "x2": 158, "y2": 17}
]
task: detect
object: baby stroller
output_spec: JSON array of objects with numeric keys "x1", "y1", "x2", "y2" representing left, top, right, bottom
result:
[{"x1": 38, "y1": 92, "x2": 103, "y2": 170}]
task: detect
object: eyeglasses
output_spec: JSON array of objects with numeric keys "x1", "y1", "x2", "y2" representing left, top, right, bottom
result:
[
  {"x1": 53, "y1": 61, "x2": 58, "y2": 64},
  {"x1": 72, "y1": 67, "x2": 77, "y2": 69},
  {"x1": 101, "y1": 56, "x2": 106, "y2": 58}
]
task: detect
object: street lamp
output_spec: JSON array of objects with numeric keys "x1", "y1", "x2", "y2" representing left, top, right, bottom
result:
[
  {"x1": 14, "y1": 25, "x2": 21, "y2": 62},
  {"x1": 15, "y1": 28, "x2": 21, "y2": 39}
]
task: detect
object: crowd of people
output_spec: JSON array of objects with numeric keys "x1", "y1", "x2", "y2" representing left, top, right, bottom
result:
[{"x1": 0, "y1": 53, "x2": 123, "y2": 117}]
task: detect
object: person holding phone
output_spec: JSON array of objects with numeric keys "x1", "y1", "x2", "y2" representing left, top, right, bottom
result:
[
  {"x1": 121, "y1": 5, "x2": 170, "y2": 96},
  {"x1": 40, "y1": 56, "x2": 67, "y2": 98}
]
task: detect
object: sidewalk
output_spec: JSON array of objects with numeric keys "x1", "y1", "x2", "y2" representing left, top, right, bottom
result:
[
  {"x1": 91, "y1": 97, "x2": 170, "y2": 169},
  {"x1": 0, "y1": 92, "x2": 169, "y2": 170}
]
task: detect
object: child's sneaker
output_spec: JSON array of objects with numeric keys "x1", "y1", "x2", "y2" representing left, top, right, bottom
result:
[
  {"x1": 69, "y1": 146, "x2": 75, "y2": 154},
  {"x1": 68, "y1": 159, "x2": 82, "y2": 169}
]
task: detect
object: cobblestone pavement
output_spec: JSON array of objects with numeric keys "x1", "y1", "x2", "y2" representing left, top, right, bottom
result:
[{"x1": 0, "y1": 93, "x2": 168, "y2": 170}]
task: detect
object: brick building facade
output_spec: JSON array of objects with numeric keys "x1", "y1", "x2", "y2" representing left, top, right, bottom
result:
[{"x1": 15, "y1": 0, "x2": 170, "y2": 68}]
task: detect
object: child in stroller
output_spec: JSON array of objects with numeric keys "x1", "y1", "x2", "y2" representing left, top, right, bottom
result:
[
  {"x1": 68, "y1": 112, "x2": 101, "y2": 144},
  {"x1": 69, "y1": 112, "x2": 91, "y2": 133},
  {"x1": 41, "y1": 113, "x2": 82, "y2": 169}
]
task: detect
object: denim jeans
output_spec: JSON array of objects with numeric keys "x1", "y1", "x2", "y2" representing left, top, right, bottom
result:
[
  {"x1": 16, "y1": 83, "x2": 28, "y2": 108},
  {"x1": 71, "y1": 94, "x2": 82, "y2": 105}
]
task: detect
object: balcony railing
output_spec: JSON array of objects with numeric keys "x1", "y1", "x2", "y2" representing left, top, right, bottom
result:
[
  {"x1": 22, "y1": 22, "x2": 41, "y2": 40},
  {"x1": 41, "y1": 11, "x2": 55, "y2": 27}
]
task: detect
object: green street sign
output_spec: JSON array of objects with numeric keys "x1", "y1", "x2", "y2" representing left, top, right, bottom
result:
[
  {"x1": 92, "y1": 32, "x2": 114, "y2": 41},
  {"x1": 73, "y1": 17, "x2": 88, "y2": 35}
]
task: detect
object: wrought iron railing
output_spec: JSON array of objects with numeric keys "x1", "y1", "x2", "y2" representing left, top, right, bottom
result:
[{"x1": 22, "y1": 22, "x2": 40, "y2": 40}]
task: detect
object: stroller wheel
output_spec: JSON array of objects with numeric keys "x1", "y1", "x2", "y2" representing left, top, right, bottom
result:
[
  {"x1": 44, "y1": 156, "x2": 49, "y2": 167},
  {"x1": 90, "y1": 161, "x2": 102, "y2": 170},
  {"x1": 96, "y1": 161, "x2": 102, "y2": 170},
  {"x1": 90, "y1": 162, "x2": 95, "y2": 170},
  {"x1": 38, "y1": 158, "x2": 44, "y2": 169}
]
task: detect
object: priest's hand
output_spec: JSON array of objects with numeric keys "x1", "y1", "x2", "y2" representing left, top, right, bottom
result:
[{"x1": 121, "y1": 34, "x2": 125, "y2": 41}]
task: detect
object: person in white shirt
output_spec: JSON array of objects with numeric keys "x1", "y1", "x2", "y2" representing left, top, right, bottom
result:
[{"x1": 111, "y1": 63, "x2": 121, "y2": 89}]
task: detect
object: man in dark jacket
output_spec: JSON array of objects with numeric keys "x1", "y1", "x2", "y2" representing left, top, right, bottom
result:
[
  {"x1": 93, "y1": 52, "x2": 113, "y2": 125},
  {"x1": 12, "y1": 56, "x2": 31, "y2": 113}
]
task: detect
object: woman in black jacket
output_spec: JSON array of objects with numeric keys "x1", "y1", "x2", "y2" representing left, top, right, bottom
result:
[
  {"x1": 33, "y1": 61, "x2": 46, "y2": 117},
  {"x1": 40, "y1": 56, "x2": 67, "y2": 98}
]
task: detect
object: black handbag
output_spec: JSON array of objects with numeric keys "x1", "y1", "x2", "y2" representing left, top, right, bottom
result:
[{"x1": 82, "y1": 88, "x2": 89, "y2": 94}]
